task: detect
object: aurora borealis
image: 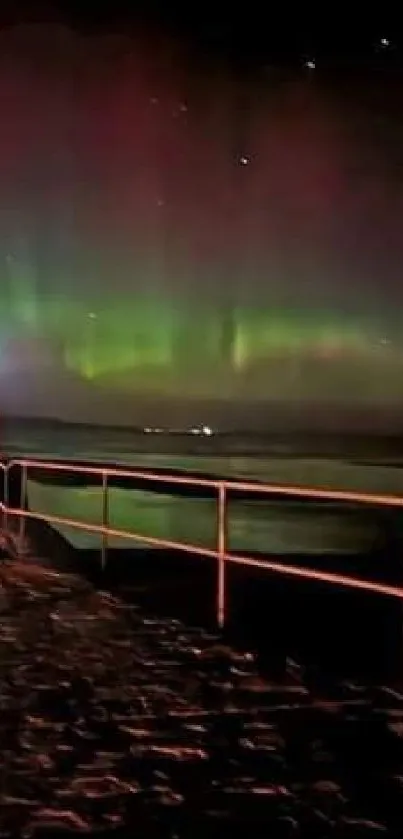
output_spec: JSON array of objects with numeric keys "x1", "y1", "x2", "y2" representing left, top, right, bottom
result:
[{"x1": 1, "y1": 24, "x2": 403, "y2": 428}]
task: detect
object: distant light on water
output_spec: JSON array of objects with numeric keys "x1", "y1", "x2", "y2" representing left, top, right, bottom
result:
[
  {"x1": 142, "y1": 426, "x2": 215, "y2": 435},
  {"x1": 191, "y1": 425, "x2": 213, "y2": 436}
]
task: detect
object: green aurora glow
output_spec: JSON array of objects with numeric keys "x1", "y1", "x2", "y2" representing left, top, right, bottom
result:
[
  {"x1": 1, "y1": 25, "x2": 403, "y2": 424},
  {"x1": 0, "y1": 283, "x2": 396, "y2": 405}
]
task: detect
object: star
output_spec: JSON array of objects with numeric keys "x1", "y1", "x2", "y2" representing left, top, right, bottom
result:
[
  {"x1": 172, "y1": 103, "x2": 188, "y2": 119},
  {"x1": 239, "y1": 155, "x2": 250, "y2": 166}
]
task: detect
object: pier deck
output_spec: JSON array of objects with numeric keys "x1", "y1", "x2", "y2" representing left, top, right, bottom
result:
[{"x1": 0, "y1": 550, "x2": 402, "y2": 837}]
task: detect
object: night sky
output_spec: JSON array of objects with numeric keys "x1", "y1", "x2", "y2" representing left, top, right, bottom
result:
[{"x1": 1, "y1": 12, "x2": 403, "y2": 428}]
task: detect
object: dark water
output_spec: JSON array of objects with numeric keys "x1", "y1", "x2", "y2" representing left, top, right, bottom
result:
[{"x1": 5, "y1": 423, "x2": 403, "y2": 554}]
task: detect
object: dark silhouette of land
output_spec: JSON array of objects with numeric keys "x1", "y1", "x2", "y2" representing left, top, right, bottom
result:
[{"x1": 4, "y1": 413, "x2": 403, "y2": 460}]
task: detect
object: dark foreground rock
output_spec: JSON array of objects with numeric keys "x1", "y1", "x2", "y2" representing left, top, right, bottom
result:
[{"x1": 0, "y1": 560, "x2": 401, "y2": 837}]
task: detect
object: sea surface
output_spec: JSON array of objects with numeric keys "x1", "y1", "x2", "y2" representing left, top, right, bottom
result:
[{"x1": 4, "y1": 423, "x2": 403, "y2": 556}]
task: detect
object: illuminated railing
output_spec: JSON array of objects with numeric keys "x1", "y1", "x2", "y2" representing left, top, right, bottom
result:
[{"x1": 2, "y1": 456, "x2": 403, "y2": 628}]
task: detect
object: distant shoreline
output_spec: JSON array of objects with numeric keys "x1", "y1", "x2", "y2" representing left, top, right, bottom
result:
[
  {"x1": 3, "y1": 414, "x2": 403, "y2": 461},
  {"x1": 4, "y1": 412, "x2": 403, "y2": 438},
  {"x1": 0, "y1": 415, "x2": 403, "y2": 446}
]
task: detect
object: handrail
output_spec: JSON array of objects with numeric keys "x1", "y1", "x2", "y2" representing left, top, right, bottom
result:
[
  {"x1": 3, "y1": 456, "x2": 403, "y2": 627},
  {"x1": 6, "y1": 455, "x2": 403, "y2": 507},
  {"x1": 6, "y1": 457, "x2": 221, "y2": 488},
  {"x1": 3, "y1": 501, "x2": 403, "y2": 600}
]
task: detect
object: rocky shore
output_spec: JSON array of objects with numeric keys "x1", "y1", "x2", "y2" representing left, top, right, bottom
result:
[{"x1": 0, "y1": 558, "x2": 402, "y2": 837}]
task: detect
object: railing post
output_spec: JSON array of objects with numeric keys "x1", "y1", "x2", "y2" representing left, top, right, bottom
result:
[
  {"x1": 217, "y1": 482, "x2": 227, "y2": 628},
  {"x1": 101, "y1": 470, "x2": 109, "y2": 571},
  {"x1": 18, "y1": 463, "x2": 27, "y2": 546},
  {"x1": 3, "y1": 465, "x2": 8, "y2": 530}
]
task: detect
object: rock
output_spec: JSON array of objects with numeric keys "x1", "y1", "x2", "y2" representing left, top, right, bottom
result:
[{"x1": 0, "y1": 558, "x2": 398, "y2": 837}]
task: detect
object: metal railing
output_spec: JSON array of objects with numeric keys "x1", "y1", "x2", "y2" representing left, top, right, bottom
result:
[{"x1": 2, "y1": 456, "x2": 403, "y2": 628}]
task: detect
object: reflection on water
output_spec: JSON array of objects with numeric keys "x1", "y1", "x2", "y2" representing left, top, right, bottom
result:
[
  {"x1": 9, "y1": 425, "x2": 403, "y2": 556},
  {"x1": 7, "y1": 425, "x2": 403, "y2": 493},
  {"x1": 28, "y1": 482, "x2": 378, "y2": 555},
  {"x1": 18, "y1": 452, "x2": 403, "y2": 493}
]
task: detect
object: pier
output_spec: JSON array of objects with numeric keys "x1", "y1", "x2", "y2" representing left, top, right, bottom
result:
[
  {"x1": 1, "y1": 458, "x2": 403, "y2": 834},
  {"x1": 0, "y1": 552, "x2": 403, "y2": 836},
  {"x1": 1, "y1": 455, "x2": 403, "y2": 676}
]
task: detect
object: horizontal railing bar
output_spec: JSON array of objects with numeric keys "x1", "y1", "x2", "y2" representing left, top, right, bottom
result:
[
  {"x1": 4, "y1": 502, "x2": 403, "y2": 601},
  {"x1": 227, "y1": 552, "x2": 403, "y2": 599},
  {"x1": 223, "y1": 480, "x2": 403, "y2": 507},
  {"x1": 6, "y1": 456, "x2": 403, "y2": 508},
  {"x1": 6, "y1": 458, "x2": 220, "y2": 489},
  {"x1": 1, "y1": 504, "x2": 218, "y2": 559}
]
